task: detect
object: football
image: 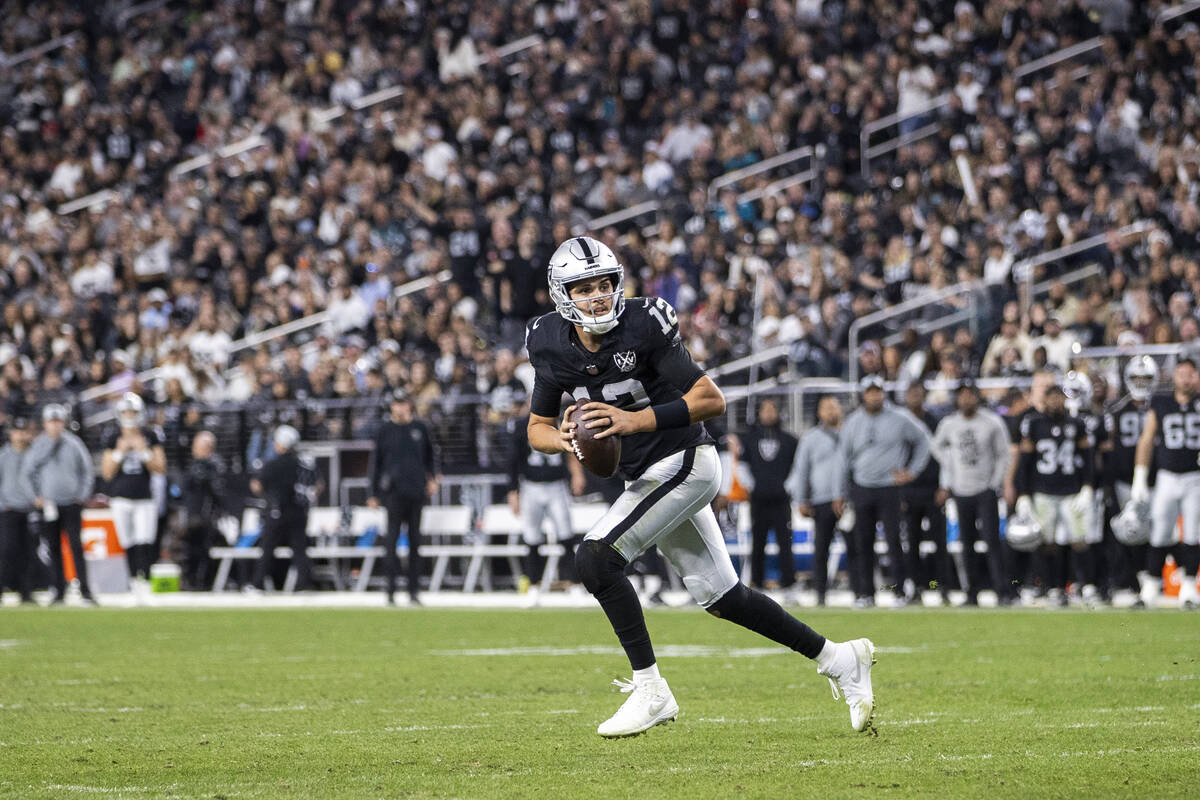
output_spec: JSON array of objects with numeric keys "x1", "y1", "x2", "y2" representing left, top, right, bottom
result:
[{"x1": 569, "y1": 405, "x2": 621, "y2": 478}]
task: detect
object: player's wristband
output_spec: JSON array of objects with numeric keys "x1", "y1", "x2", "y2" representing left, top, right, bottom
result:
[{"x1": 652, "y1": 399, "x2": 691, "y2": 430}]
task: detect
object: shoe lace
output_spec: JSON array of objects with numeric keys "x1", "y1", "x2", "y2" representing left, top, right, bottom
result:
[
  {"x1": 826, "y1": 676, "x2": 841, "y2": 701},
  {"x1": 612, "y1": 677, "x2": 636, "y2": 694}
]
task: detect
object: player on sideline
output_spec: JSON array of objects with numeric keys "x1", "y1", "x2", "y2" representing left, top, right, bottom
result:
[
  {"x1": 524, "y1": 236, "x2": 875, "y2": 738},
  {"x1": 1131, "y1": 357, "x2": 1200, "y2": 609}
]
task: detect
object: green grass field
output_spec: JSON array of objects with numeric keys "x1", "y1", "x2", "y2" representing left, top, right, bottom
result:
[{"x1": 1, "y1": 606, "x2": 1198, "y2": 799}]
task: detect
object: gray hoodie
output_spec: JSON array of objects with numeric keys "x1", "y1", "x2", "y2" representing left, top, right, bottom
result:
[
  {"x1": 21, "y1": 431, "x2": 94, "y2": 506},
  {"x1": 931, "y1": 408, "x2": 1012, "y2": 497},
  {"x1": 0, "y1": 444, "x2": 37, "y2": 511},
  {"x1": 788, "y1": 424, "x2": 843, "y2": 506},
  {"x1": 837, "y1": 403, "x2": 931, "y2": 493}
]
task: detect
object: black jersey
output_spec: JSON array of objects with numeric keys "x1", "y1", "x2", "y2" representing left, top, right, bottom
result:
[
  {"x1": 740, "y1": 425, "x2": 799, "y2": 501},
  {"x1": 1104, "y1": 397, "x2": 1152, "y2": 485},
  {"x1": 1150, "y1": 391, "x2": 1200, "y2": 474},
  {"x1": 509, "y1": 416, "x2": 570, "y2": 491},
  {"x1": 1019, "y1": 411, "x2": 1092, "y2": 496},
  {"x1": 527, "y1": 297, "x2": 713, "y2": 481},
  {"x1": 102, "y1": 426, "x2": 164, "y2": 500}
]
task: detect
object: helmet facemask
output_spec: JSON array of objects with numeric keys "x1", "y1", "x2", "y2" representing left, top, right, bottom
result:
[{"x1": 548, "y1": 236, "x2": 626, "y2": 335}]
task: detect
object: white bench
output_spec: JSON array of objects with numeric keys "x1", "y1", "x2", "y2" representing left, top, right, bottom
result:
[
  {"x1": 424, "y1": 505, "x2": 492, "y2": 591},
  {"x1": 211, "y1": 506, "x2": 392, "y2": 592}
]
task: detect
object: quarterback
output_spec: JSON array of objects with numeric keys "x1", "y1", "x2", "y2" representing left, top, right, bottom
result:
[{"x1": 524, "y1": 236, "x2": 876, "y2": 738}]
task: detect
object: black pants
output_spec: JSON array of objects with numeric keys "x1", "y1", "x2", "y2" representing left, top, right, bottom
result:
[
  {"x1": 809, "y1": 502, "x2": 839, "y2": 599},
  {"x1": 902, "y1": 487, "x2": 951, "y2": 596},
  {"x1": 383, "y1": 494, "x2": 424, "y2": 597},
  {"x1": 43, "y1": 503, "x2": 90, "y2": 597},
  {"x1": 0, "y1": 510, "x2": 34, "y2": 599},
  {"x1": 252, "y1": 507, "x2": 312, "y2": 591},
  {"x1": 749, "y1": 495, "x2": 795, "y2": 588},
  {"x1": 954, "y1": 489, "x2": 1012, "y2": 599},
  {"x1": 181, "y1": 521, "x2": 218, "y2": 591},
  {"x1": 850, "y1": 484, "x2": 905, "y2": 598}
]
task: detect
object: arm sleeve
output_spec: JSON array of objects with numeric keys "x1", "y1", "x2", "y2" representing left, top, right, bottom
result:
[
  {"x1": 989, "y1": 416, "x2": 1012, "y2": 490},
  {"x1": 904, "y1": 413, "x2": 932, "y2": 475},
  {"x1": 932, "y1": 419, "x2": 955, "y2": 491},
  {"x1": 20, "y1": 440, "x2": 42, "y2": 499},
  {"x1": 1078, "y1": 433, "x2": 1096, "y2": 489},
  {"x1": 530, "y1": 372, "x2": 565, "y2": 419},
  {"x1": 789, "y1": 437, "x2": 810, "y2": 505},
  {"x1": 838, "y1": 419, "x2": 855, "y2": 496}
]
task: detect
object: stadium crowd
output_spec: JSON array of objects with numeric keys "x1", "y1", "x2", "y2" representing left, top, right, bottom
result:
[{"x1": 1, "y1": 1, "x2": 1200, "y2": 600}]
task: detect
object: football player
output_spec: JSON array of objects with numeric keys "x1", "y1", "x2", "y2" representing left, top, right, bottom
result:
[
  {"x1": 100, "y1": 392, "x2": 166, "y2": 595},
  {"x1": 1132, "y1": 357, "x2": 1200, "y2": 609},
  {"x1": 1106, "y1": 356, "x2": 1158, "y2": 602},
  {"x1": 1062, "y1": 371, "x2": 1108, "y2": 605},
  {"x1": 1015, "y1": 382, "x2": 1096, "y2": 607},
  {"x1": 525, "y1": 237, "x2": 876, "y2": 737}
]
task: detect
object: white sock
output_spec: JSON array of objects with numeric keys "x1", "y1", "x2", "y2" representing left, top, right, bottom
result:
[
  {"x1": 816, "y1": 639, "x2": 839, "y2": 670},
  {"x1": 632, "y1": 664, "x2": 661, "y2": 684}
]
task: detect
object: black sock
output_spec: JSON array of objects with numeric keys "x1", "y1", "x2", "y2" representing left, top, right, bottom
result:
[
  {"x1": 708, "y1": 584, "x2": 826, "y2": 659},
  {"x1": 1178, "y1": 544, "x2": 1200, "y2": 575},
  {"x1": 595, "y1": 577, "x2": 656, "y2": 670},
  {"x1": 1147, "y1": 546, "x2": 1170, "y2": 575}
]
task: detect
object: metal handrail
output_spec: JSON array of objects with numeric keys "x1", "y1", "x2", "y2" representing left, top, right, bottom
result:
[
  {"x1": 1076, "y1": 344, "x2": 1192, "y2": 359},
  {"x1": 490, "y1": 34, "x2": 542, "y2": 60},
  {"x1": 0, "y1": 33, "x2": 79, "y2": 70},
  {"x1": 859, "y1": 94, "x2": 951, "y2": 178},
  {"x1": 581, "y1": 200, "x2": 660, "y2": 234},
  {"x1": 708, "y1": 344, "x2": 792, "y2": 379},
  {"x1": 1012, "y1": 36, "x2": 1102, "y2": 81},
  {"x1": 1161, "y1": 0, "x2": 1200, "y2": 22},
  {"x1": 707, "y1": 146, "x2": 813, "y2": 203},
  {"x1": 848, "y1": 279, "x2": 988, "y2": 384},
  {"x1": 57, "y1": 190, "x2": 118, "y2": 216},
  {"x1": 77, "y1": 270, "x2": 451, "y2": 405},
  {"x1": 855, "y1": 3, "x2": 1200, "y2": 180},
  {"x1": 1013, "y1": 221, "x2": 1152, "y2": 285}
]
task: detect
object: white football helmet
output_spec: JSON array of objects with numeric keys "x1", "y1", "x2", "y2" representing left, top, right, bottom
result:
[
  {"x1": 1124, "y1": 355, "x2": 1159, "y2": 402},
  {"x1": 1062, "y1": 370, "x2": 1092, "y2": 415},
  {"x1": 1113, "y1": 498, "x2": 1152, "y2": 546},
  {"x1": 548, "y1": 236, "x2": 625, "y2": 334},
  {"x1": 115, "y1": 392, "x2": 145, "y2": 429},
  {"x1": 274, "y1": 424, "x2": 301, "y2": 451},
  {"x1": 1004, "y1": 510, "x2": 1043, "y2": 552}
]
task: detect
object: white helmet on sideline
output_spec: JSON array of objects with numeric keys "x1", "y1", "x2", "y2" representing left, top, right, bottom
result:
[
  {"x1": 115, "y1": 392, "x2": 145, "y2": 429},
  {"x1": 1123, "y1": 356, "x2": 1159, "y2": 402},
  {"x1": 1113, "y1": 498, "x2": 1152, "y2": 546},
  {"x1": 547, "y1": 236, "x2": 625, "y2": 334},
  {"x1": 273, "y1": 424, "x2": 300, "y2": 451},
  {"x1": 1004, "y1": 510, "x2": 1042, "y2": 552}
]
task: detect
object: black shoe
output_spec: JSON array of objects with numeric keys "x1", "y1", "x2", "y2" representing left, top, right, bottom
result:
[
  {"x1": 79, "y1": 595, "x2": 98, "y2": 607},
  {"x1": 964, "y1": 594, "x2": 979, "y2": 607},
  {"x1": 386, "y1": 593, "x2": 396, "y2": 606},
  {"x1": 408, "y1": 593, "x2": 422, "y2": 606},
  {"x1": 1130, "y1": 599, "x2": 1146, "y2": 609},
  {"x1": 997, "y1": 595, "x2": 1014, "y2": 607},
  {"x1": 816, "y1": 593, "x2": 826, "y2": 607}
]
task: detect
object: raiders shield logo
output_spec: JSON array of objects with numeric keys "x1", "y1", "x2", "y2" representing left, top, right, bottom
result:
[
  {"x1": 758, "y1": 438, "x2": 780, "y2": 461},
  {"x1": 614, "y1": 350, "x2": 637, "y2": 372}
]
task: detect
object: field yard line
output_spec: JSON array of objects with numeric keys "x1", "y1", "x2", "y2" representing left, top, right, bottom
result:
[{"x1": 0, "y1": 639, "x2": 22, "y2": 649}]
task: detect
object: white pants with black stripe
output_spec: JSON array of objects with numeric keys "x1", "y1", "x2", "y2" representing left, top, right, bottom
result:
[
  {"x1": 1151, "y1": 470, "x2": 1200, "y2": 547},
  {"x1": 110, "y1": 497, "x2": 158, "y2": 549},
  {"x1": 585, "y1": 444, "x2": 738, "y2": 608},
  {"x1": 519, "y1": 479, "x2": 572, "y2": 545}
]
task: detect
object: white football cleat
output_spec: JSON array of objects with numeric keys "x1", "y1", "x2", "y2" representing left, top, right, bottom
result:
[
  {"x1": 818, "y1": 638, "x2": 877, "y2": 732},
  {"x1": 597, "y1": 677, "x2": 679, "y2": 738}
]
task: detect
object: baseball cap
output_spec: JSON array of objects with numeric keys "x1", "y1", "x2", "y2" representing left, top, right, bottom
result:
[
  {"x1": 9, "y1": 417, "x2": 30, "y2": 430},
  {"x1": 42, "y1": 404, "x2": 69, "y2": 421},
  {"x1": 859, "y1": 375, "x2": 885, "y2": 393}
]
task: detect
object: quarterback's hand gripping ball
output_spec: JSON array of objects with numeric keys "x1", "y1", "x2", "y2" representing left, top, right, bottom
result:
[{"x1": 568, "y1": 404, "x2": 621, "y2": 478}]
